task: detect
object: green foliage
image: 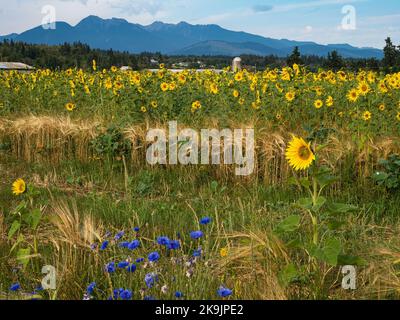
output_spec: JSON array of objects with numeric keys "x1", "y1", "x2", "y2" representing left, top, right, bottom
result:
[
  {"x1": 91, "y1": 125, "x2": 132, "y2": 159},
  {"x1": 373, "y1": 154, "x2": 400, "y2": 190}
]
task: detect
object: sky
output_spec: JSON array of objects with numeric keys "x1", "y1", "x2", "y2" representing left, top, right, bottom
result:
[{"x1": 0, "y1": 0, "x2": 399, "y2": 49}]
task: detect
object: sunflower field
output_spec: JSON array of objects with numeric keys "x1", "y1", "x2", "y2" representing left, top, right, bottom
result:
[{"x1": 1, "y1": 63, "x2": 400, "y2": 300}]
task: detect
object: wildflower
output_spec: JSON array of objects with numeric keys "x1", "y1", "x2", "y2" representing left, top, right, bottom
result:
[
  {"x1": 220, "y1": 247, "x2": 228, "y2": 257},
  {"x1": 378, "y1": 104, "x2": 385, "y2": 111},
  {"x1": 119, "y1": 241, "x2": 130, "y2": 248},
  {"x1": 144, "y1": 295, "x2": 156, "y2": 300},
  {"x1": 233, "y1": 90, "x2": 239, "y2": 98},
  {"x1": 314, "y1": 99, "x2": 323, "y2": 109},
  {"x1": 397, "y1": 112, "x2": 400, "y2": 121},
  {"x1": 167, "y1": 240, "x2": 181, "y2": 250},
  {"x1": 190, "y1": 231, "x2": 203, "y2": 239},
  {"x1": 105, "y1": 262, "x2": 116, "y2": 273},
  {"x1": 86, "y1": 282, "x2": 96, "y2": 295},
  {"x1": 285, "y1": 136, "x2": 315, "y2": 171},
  {"x1": 175, "y1": 291, "x2": 183, "y2": 298},
  {"x1": 161, "y1": 285, "x2": 168, "y2": 294},
  {"x1": 161, "y1": 82, "x2": 169, "y2": 92},
  {"x1": 326, "y1": 96, "x2": 334, "y2": 107},
  {"x1": 145, "y1": 273, "x2": 158, "y2": 288},
  {"x1": 111, "y1": 66, "x2": 117, "y2": 72},
  {"x1": 363, "y1": 111, "x2": 372, "y2": 121},
  {"x1": 193, "y1": 249, "x2": 202, "y2": 257},
  {"x1": 285, "y1": 91, "x2": 295, "y2": 102},
  {"x1": 133, "y1": 227, "x2": 140, "y2": 232},
  {"x1": 136, "y1": 258, "x2": 144, "y2": 263},
  {"x1": 128, "y1": 240, "x2": 140, "y2": 250},
  {"x1": 127, "y1": 264, "x2": 137, "y2": 273},
  {"x1": 157, "y1": 236, "x2": 170, "y2": 246},
  {"x1": 148, "y1": 251, "x2": 160, "y2": 262},
  {"x1": 12, "y1": 178, "x2": 26, "y2": 196},
  {"x1": 90, "y1": 243, "x2": 97, "y2": 250},
  {"x1": 9, "y1": 283, "x2": 20, "y2": 291},
  {"x1": 117, "y1": 261, "x2": 130, "y2": 268},
  {"x1": 120, "y1": 289, "x2": 132, "y2": 300},
  {"x1": 65, "y1": 102, "x2": 76, "y2": 112},
  {"x1": 347, "y1": 89, "x2": 359, "y2": 102},
  {"x1": 100, "y1": 240, "x2": 109, "y2": 251},
  {"x1": 234, "y1": 72, "x2": 243, "y2": 82},
  {"x1": 358, "y1": 82, "x2": 370, "y2": 95},
  {"x1": 200, "y1": 217, "x2": 211, "y2": 225},
  {"x1": 159, "y1": 63, "x2": 165, "y2": 69},
  {"x1": 217, "y1": 286, "x2": 233, "y2": 298},
  {"x1": 141, "y1": 106, "x2": 147, "y2": 113},
  {"x1": 114, "y1": 231, "x2": 125, "y2": 241}
]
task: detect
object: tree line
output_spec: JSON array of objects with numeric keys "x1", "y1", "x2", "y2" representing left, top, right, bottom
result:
[{"x1": 0, "y1": 38, "x2": 399, "y2": 72}]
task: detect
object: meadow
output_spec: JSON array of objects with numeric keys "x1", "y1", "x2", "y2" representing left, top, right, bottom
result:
[{"x1": 0, "y1": 63, "x2": 400, "y2": 300}]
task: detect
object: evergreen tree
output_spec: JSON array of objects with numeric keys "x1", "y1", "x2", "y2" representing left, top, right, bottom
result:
[
  {"x1": 287, "y1": 46, "x2": 303, "y2": 66},
  {"x1": 383, "y1": 37, "x2": 398, "y2": 72},
  {"x1": 326, "y1": 50, "x2": 344, "y2": 71}
]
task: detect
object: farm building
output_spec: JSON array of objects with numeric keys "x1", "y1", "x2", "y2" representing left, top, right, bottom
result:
[{"x1": 0, "y1": 62, "x2": 35, "y2": 72}]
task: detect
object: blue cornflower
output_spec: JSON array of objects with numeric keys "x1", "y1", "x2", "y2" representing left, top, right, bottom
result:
[
  {"x1": 34, "y1": 285, "x2": 44, "y2": 292},
  {"x1": 100, "y1": 240, "x2": 109, "y2": 251},
  {"x1": 200, "y1": 217, "x2": 211, "y2": 225},
  {"x1": 144, "y1": 295, "x2": 156, "y2": 300},
  {"x1": 86, "y1": 282, "x2": 96, "y2": 295},
  {"x1": 126, "y1": 264, "x2": 137, "y2": 273},
  {"x1": 148, "y1": 251, "x2": 160, "y2": 262},
  {"x1": 193, "y1": 248, "x2": 202, "y2": 257},
  {"x1": 175, "y1": 291, "x2": 183, "y2": 298},
  {"x1": 120, "y1": 289, "x2": 132, "y2": 300},
  {"x1": 117, "y1": 261, "x2": 130, "y2": 268},
  {"x1": 145, "y1": 273, "x2": 158, "y2": 288},
  {"x1": 136, "y1": 258, "x2": 144, "y2": 263},
  {"x1": 217, "y1": 286, "x2": 232, "y2": 298},
  {"x1": 9, "y1": 283, "x2": 20, "y2": 291},
  {"x1": 105, "y1": 262, "x2": 116, "y2": 273},
  {"x1": 157, "y1": 236, "x2": 170, "y2": 246},
  {"x1": 114, "y1": 231, "x2": 125, "y2": 241},
  {"x1": 119, "y1": 241, "x2": 130, "y2": 248},
  {"x1": 167, "y1": 240, "x2": 181, "y2": 250},
  {"x1": 128, "y1": 240, "x2": 140, "y2": 250},
  {"x1": 133, "y1": 227, "x2": 140, "y2": 232},
  {"x1": 190, "y1": 230, "x2": 203, "y2": 239}
]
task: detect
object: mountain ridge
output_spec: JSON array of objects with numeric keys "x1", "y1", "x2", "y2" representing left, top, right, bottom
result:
[{"x1": 0, "y1": 16, "x2": 383, "y2": 59}]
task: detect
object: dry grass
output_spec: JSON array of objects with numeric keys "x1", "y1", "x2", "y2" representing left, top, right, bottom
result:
[
  {"x1": 2, "y1": 116, "x2": 400, "y2": 186},
  {"x1": 215, "y1": 229, "x2": 290, "y2": 300}
]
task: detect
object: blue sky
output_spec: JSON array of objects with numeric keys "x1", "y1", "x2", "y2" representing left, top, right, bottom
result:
[{"x1": 0, "y1": 0, "x2": 399, "y2": 48}]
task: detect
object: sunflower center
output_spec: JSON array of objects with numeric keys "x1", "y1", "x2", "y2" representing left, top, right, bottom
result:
[{"x1": 298, "y1": 146, "x2": 311, "y2": 160}]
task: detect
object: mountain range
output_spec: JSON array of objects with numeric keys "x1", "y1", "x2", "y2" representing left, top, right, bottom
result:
[{"x1": 0, "y1": 15, "x2": 383, "y2": 59}]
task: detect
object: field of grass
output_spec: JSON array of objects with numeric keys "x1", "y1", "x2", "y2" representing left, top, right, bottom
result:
[{"x1": 1, "y1": 65, "x2": 400, "y2": 300}]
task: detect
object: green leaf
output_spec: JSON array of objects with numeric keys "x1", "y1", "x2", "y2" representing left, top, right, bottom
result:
[
  {"x1": 337, "y1": 254, "x2": 367, "y2": 266},
  {"x1": 312, "y1": 196, "x2": 326, "y2": 212},
  {"x1": 10, "y1": 234, "x2": 24, "y2": 253},
  {"x1": 275, "y1": 215, "x2": 301, "y2": 233},
  {"x1": 278, "y1": 264, "x2": 299, "y2": 287},
  {"x1": 297, "y1": 198, "x2": 313, "y2": 210},
  {"x1": 321, "y1": 238, "x2": 342, "y2": 266},
  {"x1": 16, "y1": 247, "x2": 31, "y2": 267},
  {"x1": 210, "y1": 181, "x2": 218, "y2": 192},
  {"x1": 28, "y1": 209, "x2": 42, "y2": 230},
  {"x1": 8, "y1": 220, "x2": 21, "y2": 239}
]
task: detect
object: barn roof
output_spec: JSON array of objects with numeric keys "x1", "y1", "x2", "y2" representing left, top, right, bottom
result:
[{"x1": 0, "y1": 62, "x2": 35, "y2": 70}]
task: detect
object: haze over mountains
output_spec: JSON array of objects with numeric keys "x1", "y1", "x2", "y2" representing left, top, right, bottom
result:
[{"x1": 0, "y1": 15, "x2": 383, "y2": 59}]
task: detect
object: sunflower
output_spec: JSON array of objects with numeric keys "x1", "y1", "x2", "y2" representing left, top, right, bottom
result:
[
  {"x1": 111, "y1": 66, "x2": 118, "y2": 72},
  {"x1": 140, "y1": 106, "x2": 147, "y2": 113},
  {"x1": 378, "y1": 104, "x2": 385, "y2": 111},
  {"x1": 234, "y1": 72, "x2": 243, "y2": 82},
  {"x1": 397, "y1": 112, "x2": 400, "y2": 122},
  {"x1": 314, "y1": 99, "x2": 323, "y2": 109},
  {"x1": 347, "y1": 89, "x2": 359, "y2": 102},
  {"x1": 326, "y1": 96, "x2": 334, "y2": 107},
  {"x1": 285, "y1": 91, "x2": 295, "y2": 102},
  {"x1": 160, "y1": 82, "x2": 169, "y2": 92},
  {"x1": 220, "y1": 248, "x2": 228, "y2": 257},
  {"x1": 285, "y1": 137, "x2": 315, "y2": 171},
  {"x1": 233, "y1": 90, "x2": 240, "y2": 98},
  {"x1": 358, "y1": 82, "x2": 370, "y2": 95},
  {"x1": 151, "y1": 100, "x2": 158, "y2": 108},
  {"x1": 362, "y1": 111, "x2": 372, "y2": 121},
  {"x1": 12, "y1": 178, "x2": 26, "y2": 196},
  {"x1": 65, "y1": 103, "x2": 75, "y2": 112}
]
